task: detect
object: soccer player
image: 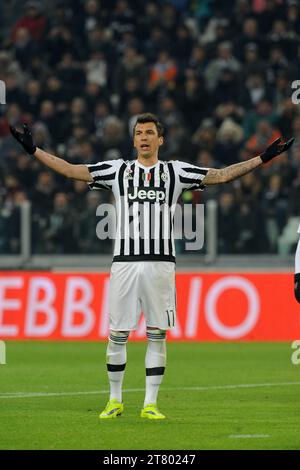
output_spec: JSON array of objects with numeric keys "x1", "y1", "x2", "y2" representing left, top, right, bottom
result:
[{"x1": 10, "y1": 114, "x2": 294, "y2": 420}]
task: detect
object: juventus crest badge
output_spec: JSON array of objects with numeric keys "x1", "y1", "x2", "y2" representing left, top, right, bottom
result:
[
  {"x1": 161, "y1": 172, "x2": 168, "y2": 182},
  {"x1": 125, "y1": 167, "x2": 133, "y2": 179}
]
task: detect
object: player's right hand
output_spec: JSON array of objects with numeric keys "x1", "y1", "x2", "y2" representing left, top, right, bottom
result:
[{"x1": 10, "y1": 124, "x2": 37, "y2": 155}]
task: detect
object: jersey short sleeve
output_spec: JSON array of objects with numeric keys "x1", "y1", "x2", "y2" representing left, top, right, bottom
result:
[
  {"x1": 86, "y1": 159, "x2": 123, "y2": 190},
  {"x1": 176, "y1": 161, "x2": 210, "y2": 191}
]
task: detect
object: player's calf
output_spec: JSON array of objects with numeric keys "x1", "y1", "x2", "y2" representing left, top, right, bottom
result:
[
  {"x1": 105, "y1": 330, "x2": 129, "y2": 406},
  {"x1": 143, "y1": 328, "x2": 167, "y2": 415}
]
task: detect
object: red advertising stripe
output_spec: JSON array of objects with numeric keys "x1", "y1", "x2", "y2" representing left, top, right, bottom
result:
[{"x1": 0, "y1": 272, "x2": 299, "y2": 341}]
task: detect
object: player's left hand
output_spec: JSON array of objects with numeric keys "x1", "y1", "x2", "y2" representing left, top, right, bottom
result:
[
  {"x1": 9, "y1": 124, "x2": 37, "y2": 155},
  {"x1": 260, "y1": 137, "x2": 295, "y2": 163}
]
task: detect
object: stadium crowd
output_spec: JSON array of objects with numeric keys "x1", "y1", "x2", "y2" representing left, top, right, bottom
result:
[{"x1": 0, "y1": 0, "x2": 300, "y2": 255}]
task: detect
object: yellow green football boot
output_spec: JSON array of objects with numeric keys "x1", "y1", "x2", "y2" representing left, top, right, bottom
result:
[
  {"x1": 99, "y1": 398, "x2": 124, "y2": 419},
  {"x1": 140, "y1": 403, "x2": 166, "y2": 420}
]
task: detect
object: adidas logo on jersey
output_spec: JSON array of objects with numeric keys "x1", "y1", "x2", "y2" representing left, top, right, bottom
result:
[{"x1": 127, "y1": 186, "x2": 166, "y2": 203}]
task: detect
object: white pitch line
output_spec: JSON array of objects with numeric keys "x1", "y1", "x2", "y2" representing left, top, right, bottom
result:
[
  {"x1": 1, "y1": 381, "x2": 300, "y2": 399},
  {"x1": 229, "y1": 434, "x2": 270, "y2": 439}
]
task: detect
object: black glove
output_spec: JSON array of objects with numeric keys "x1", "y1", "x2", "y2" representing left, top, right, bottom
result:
[
  {"x1": 260, "y1": 137, "x2": 295, "y2": 163},
  {"x1": 9, "y1": 124, "x2": 36, "y2": 155}
]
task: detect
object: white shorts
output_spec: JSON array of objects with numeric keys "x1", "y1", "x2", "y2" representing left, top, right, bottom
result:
[{"x1": 109, "y1": 261, "x2": 176, "y2": 331}]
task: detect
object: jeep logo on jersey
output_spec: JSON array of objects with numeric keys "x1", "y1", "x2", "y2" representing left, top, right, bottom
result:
[{"x1": 127, "y1": 186, "x2": 166, "y2": 203}]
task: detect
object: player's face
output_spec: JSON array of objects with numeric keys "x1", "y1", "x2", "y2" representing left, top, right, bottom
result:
[{"x1": 133, "y1": 122, "x2": 163, "y2": 159}]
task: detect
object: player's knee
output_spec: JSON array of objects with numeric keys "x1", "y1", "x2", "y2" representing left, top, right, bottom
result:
[
  {"x1": 109, "y1": 330, "x2": 130, "y2": 344},
  {"x1": 146, "y1": 328, "x2": 166, "y2": 341},
  {"x1": 295, "y1": 274, "x2": 300, "y2": 303}
]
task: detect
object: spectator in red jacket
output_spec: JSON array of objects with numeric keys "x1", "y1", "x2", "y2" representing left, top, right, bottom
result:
[{"x1": 11, "y1": 1, "x2": 47, "y2": 43}]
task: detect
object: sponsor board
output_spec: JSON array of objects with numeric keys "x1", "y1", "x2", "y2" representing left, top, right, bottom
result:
[{"x1": 0, "y1": 272, "x2": 298, "y2": 341}]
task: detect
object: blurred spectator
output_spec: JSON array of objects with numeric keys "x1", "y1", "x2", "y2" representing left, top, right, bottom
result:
[
  {"x1": 44, "y1": 192, "x2": 77, "y2": 253},
  {"x1": 0, "y1": 104, "x2": 27, "y2": 138},
  {"x1": 137, "y1": 2, "x2": 160, "y2": 40},
  {"x1": 0, "y1": 0, "x2": 298, "y2": 256},
  {"x1": 217, "y1": 191, "x2": 239, "y2": 254},
  {"x1": 177, "y1": 76, "x2": 209, "y2": 131},
  {"x1": 77, "y1": 191, "x2": 112, "y2": 253},
  {"x1": 45, "y1": 26, "x2": 81, "y2": 66},
  {"x1": 44, "y1": 75, "x2": 66, "y2": 104},
  {"x1": 94, "y1": 101, "x2": 112, "y2": 138},
  {"x1": 215, "y1": 118, "x2": 244, "y2": 165},
  {"x1": 174, "y1": 24, "x2": 194, "y2": 68},
  {"x1": 266, "y1": 46, "x2": 290, "y2": 85},
  {"x1": 240, "y1": 73, "x2": 272, "y2": 110},
  {"x1": 243, "y1": 98, "x2": 279, "y2": 139},
  {"x1": 262, "y1": 174, "x2": 289, "y2": 251},
  {"x1": 191, "y1": 119, "x2": 217, "y2": 155},
  {"x1": 149, "y1": 50, "x2": 178, "y2": 92},
  {"x1": 12, "y1": 1, "x2": 47, "y2": 43},
  {"x1": 159, "y1": 3, "x2": 179, "y2": 37},
  {"x1": 126, "y1": 97, "x2": 145, "y2": 136},
  {"x1": 56, "y1": 53, "x2": 86, "y2": 101},
  {"x1": 0, "y1": 190, "x2": 27, "y2": 254},
  {"x1": 245, "y1": 119, "x2": 281, "y2": 155},
  {"x1": 235, "y1": 18, "x2": 263, "y2": 59},
  {"x1": 0, "y1": 50, "x2": 23, "y2": 83},
  {"x1": 119, "y1": 76, "x2": 145, "y2": 113},
  {"x1": 159, "y1": 96, "x2": 184, "y2": 128},
  {"x1": 83, "y1": 0, "x2": 103, "y2": 36},
  {"x1": 39, "y1": 100, "x2": 57, "y2": 139},
  {"x1": 145, "y1": 27, "x2": 171, "y2": 62},
  {"x1": 205, "y1": 41, "x2": 241, "y2": 91},
  {"x1": 236, "y1": 201, "x2": 267, "y2": 253},
  {"x1": 32, "y1": 122, "x2": 52, "y2": 150},
  {"x1": 213, "y1": 68, "x2": 239, "y2": 105},
  {"x1": 241, "y1": 43, "x2": 265, "y2": 78},
  {"x1": 94, "y1": 116, "x2": 130, "y2": 160},
  {"x1": 71, "y1": 180, "x2": 89, "y2": 213},
  {"x1": 114, "y1": 47, "x2": 147, "y2": 94},
  {"x1": 13, "y1": 27, "x2": 40, "y2": 70},
  {"x1": 277, "y1": 99, "x2": 299, "y2": 138},
  {"x1": 272, "y1": 72, "x2": 292, "y2": 112},
  {"x1": 31, "y1": 171, "x2": 55, "y2": 216},
  {"x1": 86, "y1": 50, "x2": 107, "y2": 87},
  {"x1": 186, "y1": 45, "x2": 207, "y2": 80},
  {"x1": 21, "y1": 80, "x2": 42, "y2": 117}
]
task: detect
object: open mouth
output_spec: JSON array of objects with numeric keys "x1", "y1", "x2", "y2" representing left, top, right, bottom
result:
[{"x1": 141, "y1": 144, "x2": 150, "y2": 150}]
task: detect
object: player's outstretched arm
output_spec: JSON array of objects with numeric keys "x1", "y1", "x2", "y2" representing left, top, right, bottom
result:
[
  {"x1": 202, "y1": 137, "x2": 294, "y2": 185},
  {"x1": 10, "y1": 124, "x2": 92, "y2": 182}
]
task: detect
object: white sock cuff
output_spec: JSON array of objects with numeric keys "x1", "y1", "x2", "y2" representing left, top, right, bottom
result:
[
  {"x1": 146, "y1": 328, "x2": 166, "y2": 341},
  {"x1": 109, "y1": 330, "x2": 130, "y2": 344}
]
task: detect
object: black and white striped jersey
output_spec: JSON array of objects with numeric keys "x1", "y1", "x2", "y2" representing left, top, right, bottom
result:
[{"x1": 86, "y1": 159, "x2": 209, "y2": 263}]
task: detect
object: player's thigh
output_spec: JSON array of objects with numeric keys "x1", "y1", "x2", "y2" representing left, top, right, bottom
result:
[
  {"x1": 109, "y1": 262, "x2": 141, "y2": 330},
  {"x1": 140, "y1": 261, "x2": 176, "y2": 329}
]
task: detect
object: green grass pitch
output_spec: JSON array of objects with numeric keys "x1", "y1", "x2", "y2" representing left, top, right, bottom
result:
[{"x1": 0, "y1": 341, "x2": 300, "y2": 450}]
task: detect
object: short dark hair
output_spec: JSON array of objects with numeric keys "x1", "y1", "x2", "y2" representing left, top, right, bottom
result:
[{"x1": 133, "y1": 113, "x2": 164, "y2": 137}]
